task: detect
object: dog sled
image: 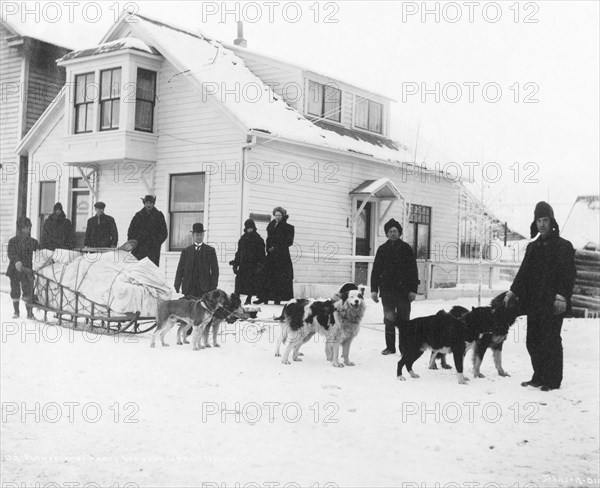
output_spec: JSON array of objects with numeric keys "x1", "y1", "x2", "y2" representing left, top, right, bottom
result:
[
  {"x1": 24, "y1": 244, "x2": 173, "y2": 334},
  {"x1": 27, "y1": 266, "x2": 158, "y2": 334}
]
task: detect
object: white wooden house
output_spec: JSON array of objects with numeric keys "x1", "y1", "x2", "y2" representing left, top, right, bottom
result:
[{"x1": 16, "y1": 12, "x2": 464, "y2": 296}]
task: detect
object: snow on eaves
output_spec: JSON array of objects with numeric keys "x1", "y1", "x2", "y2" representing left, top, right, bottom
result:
[
  {"x1": 133, "y1": 15, "x2": 412, "y2": 163},
  {"x1": 58, "y1": 37, "x2": 157, "y2": 62}
]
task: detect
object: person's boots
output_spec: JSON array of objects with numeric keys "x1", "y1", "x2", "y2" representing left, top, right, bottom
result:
[
  {"x1": 26, "y1": 305, "x2": 34, "y2": 320},
  {"x1": 12, "y1": 300, "x2": 20, "y2": 319}
]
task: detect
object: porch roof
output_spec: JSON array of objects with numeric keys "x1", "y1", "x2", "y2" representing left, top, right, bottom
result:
[{"x1": 350, "y1": 178, "x2": 402, "y2": 201}]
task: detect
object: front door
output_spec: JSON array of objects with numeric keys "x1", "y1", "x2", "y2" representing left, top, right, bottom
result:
[
  {"x1": 70, "y1": 177, "x2": 90, "y2": 248},
  {"x1": 355, "y1": 201, "x2": 372, "y2": 285}
]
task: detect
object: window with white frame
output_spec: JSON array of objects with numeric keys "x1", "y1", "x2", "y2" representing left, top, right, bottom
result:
[
  {"x1": 355, "y1": 96, "x2": 383, "y2": 134},
  {"x1": 74, "y1": 72, "x2": 95, "y2": 133},
  {"x1": 307, "y1": 80, "x2": 341, "y2": 122},
  {"x1": 100, "y1": 68, "x2": 121, "y2": 130},
  {"x1": 169, "y1": 173, "x2": 206, "y2": 251},
  {"x1": 403, "y1": 204, "x2": 431, "y2": 259}
]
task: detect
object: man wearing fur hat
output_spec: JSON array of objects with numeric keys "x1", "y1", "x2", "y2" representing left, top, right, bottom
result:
[
  {"x1": 40, "y1": 202, "x2": 75, "y2": 250},
  {"x1": 505, "y1": 201, "x2": 576, "y2": 391},
  {"x1": 127, "y1": 195, "x2": 168, "y2": 266},
  {"x1": 371, "y1": 218, "x2": 419, "y2": 355}
]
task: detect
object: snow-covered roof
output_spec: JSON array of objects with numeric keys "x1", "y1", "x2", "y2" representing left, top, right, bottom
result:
[
  {"x1": 562, "y1": 195, "x2": 600, "y2": 249},
  {"x1": 57, "y1": 37, "x2": 158, "y2": 63},
  {"x1": 350, "y1": 178, "x2": 402, "y2": 200},
  {"x1": 1, "y1": 17, "x2": 98, "y2": 51},
  {"x1": 128, "y1": 14, "x2": 412, "y2": 163}
]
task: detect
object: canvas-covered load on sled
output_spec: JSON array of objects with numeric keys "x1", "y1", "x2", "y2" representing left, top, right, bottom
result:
[{"x1": 28, "y1": 243, "x2": 172, "y2": 333}]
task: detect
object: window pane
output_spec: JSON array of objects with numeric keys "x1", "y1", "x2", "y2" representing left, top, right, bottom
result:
[
  {"x1": 84, "y1": 73, "x2": 96, "y2": 102},
  {"x1": 111, "y1": 100, "x2": 120, "y2": 128},
  {"x1": 323, "y1": 84, "x2": 341, "y2": 122},
  {"x1": 40, "y1": 182, "x2": 56, "y2": 213},
  {"x1": 369, "y1": 101, "x2": 382, "y2": 133},
  {"x1": 355, "y1": 97, "x2": 369, "y2": 129},
  {"x1": 307, "y1": 81, "x2": 323, "y2": 116},
  {"x1": 111, "y1": 69, "x2": 121, "y2": 98},
  {"x1": 76, "y1": 105, "x2": 85, "y2": 132},
  {"x1": 75, "y1": 74, "x2": 86, "y2": 103},
  {"x1": 416, "y1": 224, "x2": 429, "y2": 259},
  {"x1": 85, "y1": 104, "x2": 93, "y2": 131},
  {"x1": 135, "y1": 101, "x2": 153, "y2": 131},
  {"x1": 170, "y1": 174, "x2": 205, "y2": 211},
  {"x1": 170, "y1": 212, "x2": 203, "y2": 249},
  {"x1": 101, "y1": 70, "x2": 111, "y2": 100},
  {"x1": 136, "y1": 69, "x2": 155, "y2": 101},
  {"x1": 101, "y1": 101, "x2": 110, "y2": 129}
]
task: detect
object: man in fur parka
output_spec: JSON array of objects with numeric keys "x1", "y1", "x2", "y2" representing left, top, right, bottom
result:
[{"x1": 505, "y1": 201, "x2": 576, "y2": 391}]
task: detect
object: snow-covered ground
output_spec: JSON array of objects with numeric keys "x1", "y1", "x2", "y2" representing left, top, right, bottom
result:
[{"x1": 1, "y1": 291, "x2": 599, "y2": 488}]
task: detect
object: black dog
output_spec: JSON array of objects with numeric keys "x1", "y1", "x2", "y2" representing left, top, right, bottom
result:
[
  {"x1": 471, "y1": 292, "x2": 521, "y2": 378},
  {"x1": 396, "y1": 307, "x2": 495, "y2": 384},
  {"x1": 428, "y1": 305, "x2": 469, "y2": 370}
]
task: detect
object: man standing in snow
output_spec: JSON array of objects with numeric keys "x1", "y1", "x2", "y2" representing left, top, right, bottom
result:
[
  {"x1": 84, "y1": 201, "x2": 118, "y2": 248},
  {"x1": 6, "y1": 217, "x2": 38, "y2": 319},
  {"x1": 505, "y1": 201, "x2": 576, "y2": 391},
  {"x1": 127, "y1": 195, "x2": 168, "y2": 266},
  {"x1": 370, "y1": 218, "x2": 419, "y2": 355}
]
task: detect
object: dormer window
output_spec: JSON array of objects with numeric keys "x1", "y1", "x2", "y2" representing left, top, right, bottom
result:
[
  {"x1": 307, "y1": 80, "x2": 341, "y2": 122},
  {"x1": 74, "y1": 72, "x2": 94, "y2": 133},
  {"x1": 355, "y1": 96, "x2": 382, "y2": 134},
  {"x1": 100, "y1": 68, "x2": 121, "y2": 130},
  {"x1": 135, "y1": 68, "x2": 156, "y2": 132}
]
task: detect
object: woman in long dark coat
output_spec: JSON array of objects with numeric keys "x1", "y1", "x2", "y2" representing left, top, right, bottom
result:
[
  {"x1": 256, "y1": 207, "x2": 295, "y2": 305},
  {"x1": 230, "y1": 219, "x2": 266, "y2": 305}
]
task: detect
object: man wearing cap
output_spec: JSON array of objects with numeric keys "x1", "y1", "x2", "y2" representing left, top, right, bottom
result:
[
  {"x1": 127, "y1": 195, "x2": 168, "y2": 266},
  {"x1": 505, "y1": 201, "x2": 576, "y2": 391},
  {"x1": 6, "y1": 217, "x2": 38, "y2": 318},
  {"x1": 84, "y1": 202, "x2": 118, "y2": 248},
  {"x1": 174, "y1": 223, "x2": 219, "y2": 298},
  {"x1": 40, "y1": 202, "x2": 75, "y2": 250},
  {"x1": 370, "y1": 217, "x2": 419, "y2": 355}
]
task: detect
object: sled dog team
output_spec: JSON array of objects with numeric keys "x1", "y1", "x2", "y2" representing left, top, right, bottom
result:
[{"x1": 151, "y1": 283, "x2": 521, "y2": 385}]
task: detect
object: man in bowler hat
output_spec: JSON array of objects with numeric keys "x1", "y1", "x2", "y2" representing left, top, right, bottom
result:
[
  {"x1": 174, "y1": 223, "x2": 219, "y2": 298},
  {"x1": 84, "y1": 202, "x2": 118, "y2": 248},
  {"x1": 127, "y1": 195, "x2": 168, "y2": 266},
  {"x1": 505, "y1": 201, "x2": 576, "y2": 391},
  {"x1": 370, "y1": 217, "x2": 419, "y2": 355}
]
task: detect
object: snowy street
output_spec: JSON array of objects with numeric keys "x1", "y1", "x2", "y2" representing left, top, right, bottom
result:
[{"x1": 1, "y1": 292, "x2": 599, "y2": 488}]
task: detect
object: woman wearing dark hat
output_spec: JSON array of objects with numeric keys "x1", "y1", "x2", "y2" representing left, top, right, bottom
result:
[
  {"x1": 370, "y1": 217, "x2": 419, "y2": 355},
  {"x1": 505, "y1": 201, "x2": 576, "y2": 391},
  {"x1": 39, "y1": 202, "x2": 75, "y2": 250},
  {"x1": 229, "y1": 219, "x2": 266, "y2": 305},
  {"x1": 127, "y1": 195, "x2": 168, "y2": 266},
  {"x1": 6, "y1": 217, "x2": 38, "y2": 318},
  {"x1": 255, "y1": 206, "x2": 295, "y2": 305}
]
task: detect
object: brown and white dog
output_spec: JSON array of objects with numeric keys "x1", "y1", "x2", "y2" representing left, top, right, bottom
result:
[
  {"x1": 274, "y1": 284, "x2": 366, "y2": 367},
  {"x1": 150, "y1": 290, "x2": 245, "y2": 350}
]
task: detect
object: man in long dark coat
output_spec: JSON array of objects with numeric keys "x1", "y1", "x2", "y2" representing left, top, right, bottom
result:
[
  {"x1": 174, "y1": 223, "x2": 219, "y2": 298},
  {"x1": 40, "y1": 202, "x2": 75, "y2": 250},
  {"x1": 6, "y1": 217, "x2": 38, "y2": 318},
  {"x1": 127, "y1": 195, "x2": 168, "y2": 266},
  {"x1": 230, "y1": 219, "x2": 265, "y2": 305},
  {"x1": 505, "y1": 201, "x2": 576, "y2": 391},
  {"x1": 84, "y1": 201, "x2": 118, "y2": 248},
  {"x1": 370, "y1": 218, "x2": 419, "y2": 355}
]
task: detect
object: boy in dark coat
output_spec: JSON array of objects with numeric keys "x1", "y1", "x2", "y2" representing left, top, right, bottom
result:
[
  {"x1": 127, "y1": 195, "x2": 168, "y2": 266},
  {"x1": 6, "y1": 217, "x2": 38, "y2": 318},
  {"x1": 370, "y1": 218, "x2": 419, "y2": 355},
  {"x1": 174, "y1": 223, "x2": 219, "y2": 298},
  {"x1": 40, "y1": 202, "x2": 75, "y2": 250},
  {"x1": 230, "y1": 219, "x2": 266, "y2": 305},
  {"x1": 84, "y1": 201, "x2": 118, "y2": 248},
  {"x1": 505, "y1": 201, "x2": 576, "y2": 391}
]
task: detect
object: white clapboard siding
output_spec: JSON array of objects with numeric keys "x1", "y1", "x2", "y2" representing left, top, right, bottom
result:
[
  {"x1": 0, "y1": 24, "x2": 22, "y2": 247},
  {"x1": 156, "y1": 61, "x2": 246, "y2": 290},
  {"x1": 245, "y1": 141, "x2": 460, "y2": 288}
]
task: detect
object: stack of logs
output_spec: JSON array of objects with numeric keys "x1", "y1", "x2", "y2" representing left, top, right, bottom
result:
[{"x1": 572, "y1": 246, "x2": 600, "y2": 318}]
